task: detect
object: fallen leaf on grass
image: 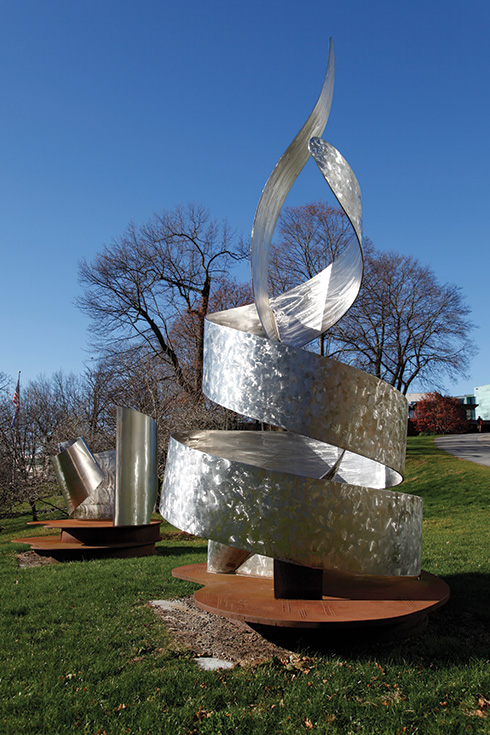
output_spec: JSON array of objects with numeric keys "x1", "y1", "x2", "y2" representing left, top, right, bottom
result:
[{"x1": 464, "y1": 697, "x2": 490, "y2": 718}]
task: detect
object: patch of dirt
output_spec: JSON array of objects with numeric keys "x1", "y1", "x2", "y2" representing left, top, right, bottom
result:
[
  {"x1": 159, "y1": 530, "x2": 199, "y2": 541},
  {"x1": 150, "y1": 597, "x2": 293, "y2": 666},
  {"x1": 16, "y1": 551, "x2": 59, "y2": 567}
]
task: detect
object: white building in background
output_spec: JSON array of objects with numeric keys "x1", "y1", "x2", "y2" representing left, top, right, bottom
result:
[
  {"x1": 474, "y1": 385, "x2": 490, "y2": 420},
  {"x1": 406, "y1": 393, "x2": 428, "y2": 420},
  {"x1": 458, "y1": 394, "x2": 478, "y2": 421},
  {"x1": 405, "y1": 391, "x2": 480, "y2": 421}
]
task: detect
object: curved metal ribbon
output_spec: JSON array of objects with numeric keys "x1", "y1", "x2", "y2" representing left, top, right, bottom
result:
[
  {"x1": 160, "y1": 42, "x2": 422, "y2": 576},
  {"x1": 251, "y1": 38, "x2": 335, "y2": 342}
]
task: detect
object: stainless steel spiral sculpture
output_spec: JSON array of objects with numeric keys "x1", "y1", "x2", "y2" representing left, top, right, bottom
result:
[{"x1": 160, "y1": 40, "x2": 422, "y2": 578}]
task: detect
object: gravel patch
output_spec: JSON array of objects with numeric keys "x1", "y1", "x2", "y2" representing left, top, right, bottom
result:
[{"x1": 150, "y1": 596, "x2": 292, "y2": 666}]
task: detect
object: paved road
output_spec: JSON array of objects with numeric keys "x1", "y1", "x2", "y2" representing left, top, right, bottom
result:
[{"x1": 434, "y1": 433, "x2": 490, "y2": 467}]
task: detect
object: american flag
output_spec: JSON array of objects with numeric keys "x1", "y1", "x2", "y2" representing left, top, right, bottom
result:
[{"x1": 11, "y1": 372, "x2": 20, "y2": 427}]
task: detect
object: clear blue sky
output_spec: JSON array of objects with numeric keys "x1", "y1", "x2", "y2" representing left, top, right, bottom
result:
[{"x1": 1, "y1": 0, "x2": 489, "y2": 396}]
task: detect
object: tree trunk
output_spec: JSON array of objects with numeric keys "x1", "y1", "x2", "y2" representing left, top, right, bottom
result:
[{"x1": 28, "y1": 498, "x2": 38, "y2": 522}]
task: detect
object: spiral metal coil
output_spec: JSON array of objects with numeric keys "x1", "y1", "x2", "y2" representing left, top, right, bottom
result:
[{"x1": 160, "y1": 41, "x2": 422, "y2": 576}]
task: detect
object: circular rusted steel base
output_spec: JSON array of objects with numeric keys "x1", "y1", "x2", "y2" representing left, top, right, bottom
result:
[
  {"x1": 12, "y1": 520, "x2": 162, "y2": 561},
  {"x1": 172, "y1": 563, "x2": 449, "y2": 636}
]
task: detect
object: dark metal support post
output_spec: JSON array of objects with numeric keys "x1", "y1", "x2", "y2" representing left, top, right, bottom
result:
[{"x1": 273, "y1": 559, "x2": 323, "y2": 599}]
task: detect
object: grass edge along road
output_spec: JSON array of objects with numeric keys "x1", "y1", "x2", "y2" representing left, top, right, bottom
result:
[{"x1": 1, "y1": 436, "x2": 489, "y2": 734}]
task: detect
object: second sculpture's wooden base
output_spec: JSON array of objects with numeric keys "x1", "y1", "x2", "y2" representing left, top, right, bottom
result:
[{"x1": 173, "y1": 563, "x2": 449, "y2": 639}]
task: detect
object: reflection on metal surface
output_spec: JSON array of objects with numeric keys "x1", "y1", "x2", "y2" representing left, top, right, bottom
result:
[
  {"x1": 115, "y1": 407, "x2": 158, "y2": 526},
  {"x1": 72, "y1": 450, "x2": 115, "y2": 520},
  {"x1": 235, "y1": 553, "x2": 274, "y2": 578},
  {"x1": 163, "y1": 429, "x2": 420, "y2": 575},
  {"x1": 207, "y1": 540, "x2": 251, "y2": 574},
  {"x1": 251, "y1": 38, "x2": 335, "y2": 342},
  {"x1": 53, "y1": 408, "x2": 158, "y2": 526},
  {"x1": 52, "y1": 438, "x2": 104, "y2": 516},
  {"x1": 160, "y1": 41, "x2": 422, "y2": 576}
]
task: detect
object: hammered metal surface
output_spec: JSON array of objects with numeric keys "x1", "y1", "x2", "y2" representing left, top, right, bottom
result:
[
  {"x1": 72, "y1": 450, "x2": 115, "y2": 520},
  {"x1": 203, "y1": 318, "x2": 407, "y2": 479},
  {"x1": 161, "y1": 432, "x2": 421, "y2": 575},
  {"x1": 160, "y1": 41, "x2": 422, "y2": 577},
  {"x1": 115, "y1": 407, "x2": 158, "y2": 526}
]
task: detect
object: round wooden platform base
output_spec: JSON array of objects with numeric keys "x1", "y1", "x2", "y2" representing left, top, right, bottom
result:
[
  {"x1": 173, "y1": 563, "x2": 449, "y2": 641},
  {"x1": 13, "y1": 520, "x2": 162, "y2": 561}
]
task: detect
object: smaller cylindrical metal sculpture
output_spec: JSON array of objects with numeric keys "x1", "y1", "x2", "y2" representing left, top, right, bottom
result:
[{"x1": 114, "y1": 407, "x2": 158, "y2": 526}]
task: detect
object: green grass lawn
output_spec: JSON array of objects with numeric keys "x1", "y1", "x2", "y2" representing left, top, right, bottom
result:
[{"x1": 1, "y1": 436, "x2": 489, "y2": 734}]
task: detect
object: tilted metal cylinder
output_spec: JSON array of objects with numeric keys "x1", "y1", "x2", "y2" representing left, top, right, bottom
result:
[{"x1": 52, "y1": 438, "x2": 104, "y2": 515}]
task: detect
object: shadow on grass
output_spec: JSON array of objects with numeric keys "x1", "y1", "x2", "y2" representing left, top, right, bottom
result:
[
  {"x1": 155, "y1": 545, "x2": 206, "y2": 558},
  {"x1": 0, "y1": 511, "x2": 66, "y2": 538},
  {"x1": 406, "y1": 441, "x2": 446, "y2": 458},
  {"x1": 247, "y1": 572, "x2": 490, "y2": 664}
]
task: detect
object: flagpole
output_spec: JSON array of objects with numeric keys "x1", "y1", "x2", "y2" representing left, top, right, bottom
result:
[
  {"x1": 10, "y1": 371, "x2": 21, "y2": 494},
  {"x1": 11, "y1": 371, "x2": 20, "y2": 428}
]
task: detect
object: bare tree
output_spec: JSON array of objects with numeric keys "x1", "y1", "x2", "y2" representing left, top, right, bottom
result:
[
  {"x1": 268, "y1": 202, "x2": 356, "y2": 356},
  {"x1": 87, "y1": 345, "x2": 245, "y2": 481},
  {"x1": 0, "y1": 373, "x2": 88, "y2": 519},
  {"x1": 168, "y1": 276, "x2": 252, "y2": 388},
  {"x1": 77, "y1": 203, "x2": 245, "y2": 402},
  {"x1": 268, "y1": 201, "x2": 354, "y2": 296},
  {"x1": 330, "y1": 244, "x2": 476, "y2": 393},
  {"x1": 93, "y1": 278, "x2": 252, "y2": 469},
  {"x1": 0, "y1": 375, "x2": 14, "y2": 514},
  {"x1": 91, "y1": 347, "x2": 179, "y2": 474},
  {"x1": 28, "y1": 372, "x2": 86, "y2": 446},
  {"x1": 268, "y1": 203, "x2": 476, "y2": 394},
  {"x1": 0, "y1": 372, "x2": 10, "y2": 394},
  {"x1": 80, "y1": 362, "x2": 118, "y2": 451},
  {"x1": 0, "y1": 368, "x2": 127, "y2": 519}
]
